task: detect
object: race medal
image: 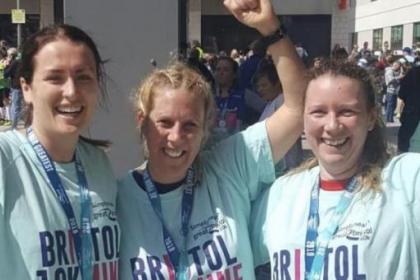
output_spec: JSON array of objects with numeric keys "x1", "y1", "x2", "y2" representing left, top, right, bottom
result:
[{"x1": 218, "y1": 119, "x2": 226, "y2": 128}]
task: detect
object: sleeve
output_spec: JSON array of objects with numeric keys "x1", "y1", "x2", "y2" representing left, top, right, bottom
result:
[
  {"x1": 250, "y1": 188, "x2": 271, "y2": 267},
  {"x1": 409, "y1": 123, "x2": 420, "y2": 153},
  {"x1": 0, "y1": 142, "x2": 8, "y2": 211},
  {"x1": 207, "y1": 121, "x2": 276, "y2": 201},
  {"x1": 386, "y1": 153, "x2": 420, "y2": 226}
]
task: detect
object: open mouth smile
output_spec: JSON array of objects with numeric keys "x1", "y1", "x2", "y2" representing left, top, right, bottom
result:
[
  {"x1": 322, "y1": 138, "x2": 348, "y2": 147},
  {"x1": 163, "y1": 148, "x2": 185, "y2": 158},
  {"x1": 56, "y1": 106, "x2": 84, "y2": 115}
]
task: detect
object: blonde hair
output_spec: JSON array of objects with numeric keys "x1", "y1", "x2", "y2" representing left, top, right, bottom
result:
[
  {"x1": 134, "y1": 62, "x2": 215, "y2": 146},
  {"x1": 290, "y1": 60, "x2": 389, "y2": 192}
]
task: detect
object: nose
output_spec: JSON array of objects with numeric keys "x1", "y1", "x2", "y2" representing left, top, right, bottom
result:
[
  {"x1": 167, "y1": 123, "x2": 183, "y2": 143},
  {"x1": 324, "y1": 113, "x2": 340, "y2": 132},
  {"x1": 63, "y1": 77, "x2": 78, "y2": 100}
]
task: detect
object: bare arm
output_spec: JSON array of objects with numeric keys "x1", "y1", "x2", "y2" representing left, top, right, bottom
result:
[{"x1": 224, "y1": 0, "x2": 306, "y2": 163}]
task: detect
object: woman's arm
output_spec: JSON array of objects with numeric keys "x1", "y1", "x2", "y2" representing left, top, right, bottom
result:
[{"x1": 224, "y1": 0, "x2": 306, "y2": 163}]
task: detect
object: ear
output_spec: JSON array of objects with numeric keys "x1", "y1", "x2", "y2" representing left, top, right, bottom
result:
[
  {"x1": 367, "y1": 110, "x2": 376, "y2": 131},
  {"x1": 136, "y1": 111, "x2": 145, "y2": 129},
  {"x1": 20, "y1": 77, "x2": 32, "y2": 104}
]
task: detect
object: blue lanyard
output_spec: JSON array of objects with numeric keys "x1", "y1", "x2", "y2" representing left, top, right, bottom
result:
[
  {"x1": 142, "y1": 167, "x2": 195, "y2": 280},
  {"x1": 304, "y1": 176, "x2": 358, "y2": 280},
  {"x1": 27, "y1": 128, "x2": 92, "y2": 279},
  {"x1": 217, "y1": 96, "x2": 229, "y2": 119}
]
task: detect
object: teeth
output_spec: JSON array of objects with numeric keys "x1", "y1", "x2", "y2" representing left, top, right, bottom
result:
[
  {"x1": 323, "y1": 138, "x2": 346, "y2": 146},
  {"x1": 57, "y1": 106, "x2": 82, "y2": 113},
  {"x1": 164, "y1": 148, "x2": 183, "y2": 158}
]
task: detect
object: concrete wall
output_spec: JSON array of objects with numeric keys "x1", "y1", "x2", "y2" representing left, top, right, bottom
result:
[
  {"x1": 39, "y1": 0, "x2": 53, "y2": 27},
  {"x1": 202, "y1": 0, "x2": 332, "y2": 15},
  {"x1": 189, "y1": 0, "x2": 202, "y2": 43},
  {"x1": 65, "y1": 0, "x2": 179, "y2": 175},
  {"x1": 331, "y1": 2, "x2": 356, "y2": 51}
]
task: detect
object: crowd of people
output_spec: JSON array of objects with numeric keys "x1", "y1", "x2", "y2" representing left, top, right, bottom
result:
[{"x1": 0, "y1": 0, "x2": 419, "y2": 279}]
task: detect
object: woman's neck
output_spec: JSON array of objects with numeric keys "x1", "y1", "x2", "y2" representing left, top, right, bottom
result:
[
  {"x1": 147, "y1": 162, "x2": 188, "y2": 185},
  {"x1": 30, "y1": 127, "x2": 79, "y2": 163},
  {"x1": 319, "y1": 164, "x2": 357, "y2": 181}
]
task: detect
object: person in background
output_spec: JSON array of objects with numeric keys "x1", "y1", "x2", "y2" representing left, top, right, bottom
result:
[
  {"x1": 0, "y1": 24, "x2": 119, "y2": 278},
  {"x1": 116, "y1": 0, "x2": 307, "y2": 278},
  {"x1": 252, "y1": 59, "x2": 420, "y2": 279},
  {"x1": 255, "y1": 57, "x2": 303, "y2": 175},
  {"x1": 210, "y1": 56, "x2": 245, "y2": 144},
  {"x1": 398, "y1": 64, "x2": 420, "y2": 152},
  {"x1": 239, "y1": 39, "x2": 268, "y2": 126},
  {"x1": 3, "y1": 47, "x2": 22, "y2": 129},
  {"x1": 186, "y1": 46, "x2": 215, "y2": 88},
  {"x1": 384, "y1": 59, "x2": 404, "y2": 123},
  {"x1": 0, "y1": 48, "x2": 11, "y2": 125}
]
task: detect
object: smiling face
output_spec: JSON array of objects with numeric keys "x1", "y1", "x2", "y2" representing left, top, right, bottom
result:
[
  {"x1": 304, "y1": 74, "x2": 375, "y2": 180},
  {"x1": 140, "y1": 87, "x2": 205, "y2": 184},
  {"x1": 21, "y1": 39, "x2": 98, "y2": 141}
]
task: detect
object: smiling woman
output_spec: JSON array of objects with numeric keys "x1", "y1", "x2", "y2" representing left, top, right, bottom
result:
[
  {"x1": 251, "y1": 60, "x2": 420, "y2": 279},
  {"x1": 0, "y1": 25, "x2": 119, "y2": 279},
  {"x1": 117, "y1": 0, "x2": 307, "y2": 278}
]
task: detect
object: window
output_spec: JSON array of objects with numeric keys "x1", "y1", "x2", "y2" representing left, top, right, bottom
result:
[
  {"x1": 414, "y1": 22, "x2": 420, "y2": 46},
  {"x1": 372, "y1": 29, "x2": 383, "y2": 51},
  {"x1": 391, "y1": 25, "x2": 403, "y2": 50}
]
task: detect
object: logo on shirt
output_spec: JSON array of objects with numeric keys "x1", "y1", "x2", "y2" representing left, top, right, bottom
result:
[
  {"x1": 37, "y1": 225, "x2": 119, "y2": 279},
  {"x1": 190, "y1": 213, "x2": 228, "y2": 241},
  {"x1": 92, "y1": 202, "x2": 117, "y2": 222},
  {"x1": 334, "y1": 221, "x2": 373, "y2": 241}
]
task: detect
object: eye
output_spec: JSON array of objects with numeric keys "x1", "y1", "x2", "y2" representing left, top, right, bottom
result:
[
  {"x1": 77, "y1": 73, "x2": 95, "y2": 82},
  {"x1": 340, "y1": 109, "x2": 357, "y2": 117},
  {"x1": 157, "y1": 119, "x2": 173, "y2": 128},
  {"x1": 183, "y1": 121, "x2": 199, "y2": 132},
  {"x1": 309, "y1": 109, "x2": 325, "y2": 118},
  {"x1": 45, "y1": 75, "x2": 64, "y2": 84}
]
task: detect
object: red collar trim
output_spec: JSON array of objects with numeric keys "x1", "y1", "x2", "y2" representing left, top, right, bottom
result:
[{"x1": 320, "y1": 179, "x2": 349, "y2": 191}]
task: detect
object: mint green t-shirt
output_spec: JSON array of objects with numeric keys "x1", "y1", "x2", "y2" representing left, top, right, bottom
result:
[
  {"x1": 0, "y1": 130, "x2": 120, "y2": 280},
  {"x1": 117, "y1": 121, "x2": 275, "y2": 279},
  {"x1": 409, "y1": 122, "x2": 420, "y2": 153},
  {"x1": 252, "y1": 153, "x2": 420, "y2": 279}
]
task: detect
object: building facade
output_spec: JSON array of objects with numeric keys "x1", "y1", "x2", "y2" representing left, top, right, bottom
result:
[
  {"x1": 190, "y1": 0, "x2": 333, "y2": 59},
  {"x1": 332, "y1": 0, "x2": 420, "y2": 52},
  {"x1": 0, "y1": 0, "x2": 56, "y2": 47}
]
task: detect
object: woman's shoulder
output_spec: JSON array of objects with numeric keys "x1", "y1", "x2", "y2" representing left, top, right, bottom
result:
[
  {"x1": 78, "y1": 138, "x2": 109, "y2": 158},
  {"x1": 384, "y1": 153, "x2": 420, "y2": 172},
  {"x1": 0, "y1": 130, "x2": 25, "y2": 158},
  {"x1": 77, "y1": 139, "x2": 113, "y2": 170},
  {"x1": 278, "y1": 165, "x2": 318, "y2": 182},
  {"x1": 382, "y1": 153, "x2": 420, "y2": 202}
]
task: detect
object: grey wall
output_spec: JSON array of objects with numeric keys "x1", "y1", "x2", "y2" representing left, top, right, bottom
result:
[{"x1": 64, "y1": 0, "x2": 179, "y2": 175}]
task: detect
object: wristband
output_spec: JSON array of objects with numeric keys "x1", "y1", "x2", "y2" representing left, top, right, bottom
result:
[{"x1": 260, "y1": 25, "x2": 287, "y2": 52}]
